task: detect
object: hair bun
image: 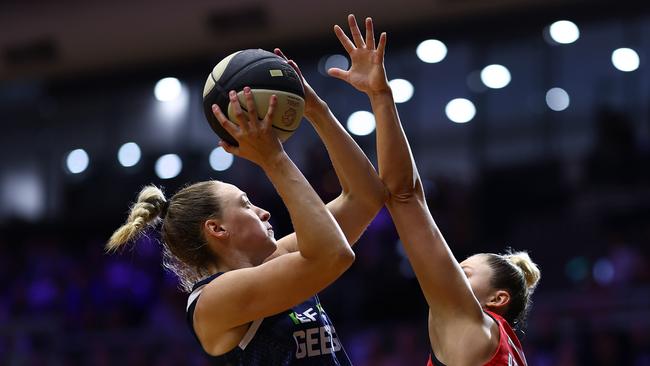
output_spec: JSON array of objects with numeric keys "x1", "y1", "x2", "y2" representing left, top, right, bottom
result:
[{"x1": 505, "y1": 251, "x2": 541, "y2": 291}]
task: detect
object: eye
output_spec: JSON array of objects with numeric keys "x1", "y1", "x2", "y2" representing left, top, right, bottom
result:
[{"x1": 242, "y1": 197, "x2": 252, "y2": 208}]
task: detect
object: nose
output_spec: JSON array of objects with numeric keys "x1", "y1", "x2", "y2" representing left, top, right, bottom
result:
[{"x1": 256, "y1": 206, "x2": 271, "y2": 221}]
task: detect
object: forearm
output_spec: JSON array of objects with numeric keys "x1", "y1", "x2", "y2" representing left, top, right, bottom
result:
[
  {"x1": 306, "y1": 101, "x2": 387, "y2": 208},
  {"x1": 369, "y1": 90, "x2": 419, "y2": 201},
  {"x1": 261, "y1": 152, "x2": 350, "y2": 260},
  {"x1": 386, "y1": 195, "x2": 482, "y2": 317}
]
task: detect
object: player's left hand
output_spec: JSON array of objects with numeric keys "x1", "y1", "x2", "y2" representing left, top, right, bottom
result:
[{"x1": 329, "y1": 14, "x2": 390, "y2": 95}]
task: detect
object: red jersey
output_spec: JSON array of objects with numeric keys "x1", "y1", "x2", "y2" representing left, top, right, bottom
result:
[{"x1": 426, "y1": 310, "x2": 527, "y2": 366}]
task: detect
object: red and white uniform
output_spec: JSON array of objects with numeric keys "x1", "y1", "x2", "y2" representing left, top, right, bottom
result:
[{"x1": 427, "y1": 310, "x2": 527, "y2": 366}]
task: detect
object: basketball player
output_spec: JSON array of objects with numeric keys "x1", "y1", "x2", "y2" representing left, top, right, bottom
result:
[
  {"x1": 107, "y1": 69, "x2": 388, "y2": 363},
  {"x1": 329, "y1": 14, "x2": 541, "y2": 365}
]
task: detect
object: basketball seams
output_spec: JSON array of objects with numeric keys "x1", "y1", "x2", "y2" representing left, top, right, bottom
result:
[{"x1": 203, "y1": 49, "x2": 305, "y2": 145}]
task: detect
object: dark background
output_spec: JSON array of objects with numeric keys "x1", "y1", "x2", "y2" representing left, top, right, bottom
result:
[{"x1": 1, "y1": 0, "x2": 649, "y2": 365}]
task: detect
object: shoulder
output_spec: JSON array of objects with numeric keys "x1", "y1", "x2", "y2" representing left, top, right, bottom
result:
[
  {"x1": 429, "y1": 308, "x2": 500, "y2": 366},
  {"x1": 187, "y1": 272, "x2": 252, "y2": 356}
]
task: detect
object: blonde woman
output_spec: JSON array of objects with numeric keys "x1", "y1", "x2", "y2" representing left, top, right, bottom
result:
[
  {"x1": 108, "y1": 57, "x2": 387, "y2": 364},
  {"x1": 330, "y1": 14, "x2": 541, "y2": 365}
]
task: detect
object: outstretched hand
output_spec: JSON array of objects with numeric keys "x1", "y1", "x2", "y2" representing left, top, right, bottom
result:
[
  {"x1": 212, "y1": 88, "x2": 284, "y2": 168},
  {"x1": 274, "y1": 48, "x2": 326, "y2": 119},
  {"x1": 329, "y1": 14, "x2": 390, "y2": 95}
]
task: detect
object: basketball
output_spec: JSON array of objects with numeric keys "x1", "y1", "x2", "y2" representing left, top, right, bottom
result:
[{"x1": 202, "y1": 49, "x2": 305, "y2": 146}]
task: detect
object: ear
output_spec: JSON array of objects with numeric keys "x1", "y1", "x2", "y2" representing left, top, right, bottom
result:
[
  {"x1": 204, "y1": 219, "x2": 229, "y2": 241},
  {"x1": 485, "y1": 289, "x2": 511, "y2": 310}
]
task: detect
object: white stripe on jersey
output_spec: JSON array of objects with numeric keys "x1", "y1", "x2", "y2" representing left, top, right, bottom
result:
[
  {"x1": 239, "y1": 318, "x2": 264, "y2": 350},
  {"x1": 186, "y1": 284, "x2": 207, "y2": 311}
]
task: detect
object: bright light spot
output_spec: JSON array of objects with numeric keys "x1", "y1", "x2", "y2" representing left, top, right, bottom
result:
[
  {"x1": 66, "y1": 149, "x2": 89, "y2": 174},
  {"x1": 209, "y1": 147, "x2": 234, "y2": 171},
  {"x1": 611, "y1": 48, "x2": 640, "y2": 72},
  {"x1": 346, "y1": 111, "x2": 376, "y2": 136},
  {"x1": 549, "y1": 20, "x2": 580, "y2": 44},
  {"x1": 389, "y1": 79, "x2": 414, "y2": 103},
  {"x1": 1, "y1": 171, "x2": 45, "y2": 221},
  {"x1": 416, "y1": 39, "x2": 447, "y2": 63},
  {"x1": 117, "y1": 142, "x2": 141, "y2": 167},
  {"x1": 325, "y1": 54, "x2": 349, "y2": 72},
  {"x1": 545, "y1": 87, "x2": 570, "y2": 111},
  {"x1": 155, "y1": 154, "x2": 182, "y2": 179},
  {"x1": 593, "y1": 258, "x2": 615, "y2": 285},
  {"x1": 154, "y1": 77, "x2": 182, "y2": 102},
  {"x1": 480, "y1": 64, "x2": 511, "y2": 89},
  {"x1": 445, "y1": 98, "x2": 476, "y2": 124}
]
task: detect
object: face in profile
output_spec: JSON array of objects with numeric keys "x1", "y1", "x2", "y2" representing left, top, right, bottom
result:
[
  {"x1": 213, "y1": 182, "x2": 276, "y2": 256},
  {"x1": 460, "y1": 254, "x2": 497, "y2": 307}
]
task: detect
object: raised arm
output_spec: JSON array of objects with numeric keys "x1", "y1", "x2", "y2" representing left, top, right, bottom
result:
[
  {"x1": 330, "y1": 15, "x2": 497, "y2": 365},
  {"x1": 194, "y1": 89, "x2": 354, "y2": 354},
  {"x1": 272, "y1": 48, "x2": 388, "y2": 252}
]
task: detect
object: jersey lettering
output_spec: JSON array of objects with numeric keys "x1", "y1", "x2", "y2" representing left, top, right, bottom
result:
[
  {"x1": 293, "y1": 325, "x2": 342, "y2": 359},
  {"x1": 290, "y1": 307, "x2": 319, "y2": 324}
]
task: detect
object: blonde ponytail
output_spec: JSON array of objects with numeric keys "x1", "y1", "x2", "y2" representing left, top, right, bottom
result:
[
  {"x1": 106, "y1": 185, "x2": 167, "y2": 252},
  {"x1": 505, "y1": 251, "x2": 541, "y2": 292}
]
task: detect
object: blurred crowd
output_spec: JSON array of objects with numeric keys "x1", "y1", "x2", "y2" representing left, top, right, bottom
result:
[{"x1": 2, "y1": 107, "x2": 649, "y2": 365}]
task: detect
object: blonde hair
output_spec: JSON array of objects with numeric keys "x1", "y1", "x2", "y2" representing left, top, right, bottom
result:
[
  {"x1": 485, "y1": 250, "x2": 541, "y2": 329},
  {"x1": 107, "y1": 182, "x2": 222, "y2": 292},
  {"x1": 504, "y1": 251, "x2": 541, "y2": 291},
  {"x1": 107, "y1": 185, "x2": 167, "y2": 251}
]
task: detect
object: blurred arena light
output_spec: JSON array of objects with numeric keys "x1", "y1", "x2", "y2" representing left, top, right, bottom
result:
[
  {"x1": 593, "y1": 258, "x2": 615, "y2": 285},
  {"x1": 1, "y1": 171, "x2": 45, "y2": 221},
  {"x1": 209, "y1": 147, "x2": 234, "y2": 171},
  {"x1": 416, "y1": 39, "x2": 447, "y2": 63},
  {"x1": 565, "y1": 256, "x2": 589, "y2": 283},
  {"x1": 346, "y1": 111, "x2": 376, "y2": 136},
  {"x1": 117, "y1": 142, "x2": 141, "y2": 167},
  {"x1": 545, "y1": 87, "x2": 570, "y2": 111},
  {"x1": 155, "y1": 154, "x2": 182, "y2": 179},
  {"x1": 389, "y1": 78, "x2": 414, "y2": 103},
  {"x1": 319, "y1": 54, "x2": 349, "y2": 76},
  {"x1": 480, "y1": 64, "x2": 511, "y2": 89},
  {"x1": 445, "y1": 98, "x2": 476, "y2": 123},
  {"x1": 66, "y1": 149, "x2": 89, "y2": 174},
  {"x1": 154, "y1": 77, "x2": 182, "y2": 102},
  {"x1": 611, "y1": 48, "x2": 640, "y2": 72},
  {"x1": 548, "y1": 20, "x2": 580, "y2": 44}
]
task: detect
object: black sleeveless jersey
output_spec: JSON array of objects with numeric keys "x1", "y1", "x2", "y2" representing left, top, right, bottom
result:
[{"x1": 186, "y1": 273, "x2": 352, "y2": 365}]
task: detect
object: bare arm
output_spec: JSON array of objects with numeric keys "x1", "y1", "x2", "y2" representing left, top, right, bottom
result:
[
  {"x1": 331, "y1": 15, "x2": 497, "y2": 365},
  {"x1": 194, "y1": 89, "x2": 354, "y2": 351},
  {"x1": 273, "y1": 49, "x2": 388, "y2": 253}
]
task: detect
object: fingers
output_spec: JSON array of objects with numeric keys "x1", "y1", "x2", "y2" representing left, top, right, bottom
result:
[
  {"x1": 286, "y1": 59, "x2": 304, "y2": 80},
  {"x1": 212, "y1": 104, "x2": 240, "y2": 137},
  {"x1": 365, "y1": 17, "x2": 375, "y2": 50},
  {"x1": 263, "y1": 94, "x2": 278, "y2": 128},
  {"x1": 347, "y1": 14, "x2": 365, "y2": 48},
  {"x1": 243, "y1": 87, "x2": 259, "y2": 128},
  {"x1": 274, "y1": 48, "x2": 288, "y2": 61},
  {"x1": 228, "y1": 90, "x2": 252, "y2": 131},
  {"x1": 377, "y1": 32, "x2": 387, "y2": 60},
  {"x1": 218, "y1": 140, "x2": 239, "y2": 155},
  {"x1": 274, "y1": 48, "x2": 305, "y2": 81},
  {"x1": 327, "y1": 68, "x2": 348, "y2": 81},
  {"x1": 333, "y1": 24, "x2": 355, "y2": 54}
]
